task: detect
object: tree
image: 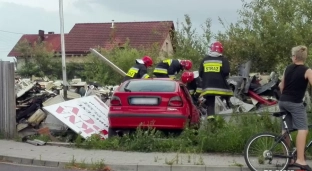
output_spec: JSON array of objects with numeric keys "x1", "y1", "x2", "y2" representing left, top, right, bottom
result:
[
  {"x1": 172, "y1": 14, "x2": 213, "y2": 69},
  {"x1": 82, "y1": 15, "x2": 214, "y2": 85},
  {"x1": 216, "y1": 0, "x2": 312, "y2": 73},
  {"x1": 16, "y1": 15, "x2": 214, "y2": 84},
  {"x1": 82, "y1": 42, "x2": 160, "y2": 85},
  {"x1": 16, "y1": 39, "x2": 62, "y2": 79}
]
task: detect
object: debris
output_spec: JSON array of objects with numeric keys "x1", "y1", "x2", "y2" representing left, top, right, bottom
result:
[
  {"x1": 41, "y1": 95, "x2": 68, "y2": 132},
  {"x1": 25, "y1": 139, "x2": 46, "y2": 146},
  {"x1": 27, "y1": 109, "x2": 47, "y2": 127},
  {"x1": 43, "y1": 95, "x2": 110, "y2": 139},
  {"x1": 14, "y1": 77, "x2": 115, "y2": 144}
]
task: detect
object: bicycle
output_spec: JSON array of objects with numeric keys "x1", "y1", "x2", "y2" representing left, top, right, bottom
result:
[{"x1": 244, "y1": 111, "x2": 312, "y2": 171}]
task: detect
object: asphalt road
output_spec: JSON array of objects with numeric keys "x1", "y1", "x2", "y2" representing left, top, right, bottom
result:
[{"x1": 0, "y1": 162, "x2": 78, "y2": 171}]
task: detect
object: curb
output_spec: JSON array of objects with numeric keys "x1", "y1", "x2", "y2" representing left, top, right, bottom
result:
[{"x1": 0, "y1": 154, "x2": 251, "y2": 171}]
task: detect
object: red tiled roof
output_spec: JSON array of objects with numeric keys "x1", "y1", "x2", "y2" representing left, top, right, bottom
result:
[
  {"x1": 61, "y1": 21, "x2": 174, "y2": 53},
  {"x1": 7, "y1": 33, "x2": 67, "y2": 57},
  {"x1": 8, "y1": 21, "x2": 174, "y2": 57}
]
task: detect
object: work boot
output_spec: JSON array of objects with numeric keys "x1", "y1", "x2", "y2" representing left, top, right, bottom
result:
[{"x1": 207, "y1": 115, "x2": 215, "y2": 121}]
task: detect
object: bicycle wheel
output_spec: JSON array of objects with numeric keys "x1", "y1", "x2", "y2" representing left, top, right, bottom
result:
[{"x1": 244, "y1": 132, "x2": 290, "y2": 171}]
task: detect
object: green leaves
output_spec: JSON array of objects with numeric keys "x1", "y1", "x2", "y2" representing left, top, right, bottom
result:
[
  {"x1": 82, "y1": 44, "x2": 160, "y2": 85},
  {"x1": 82, "y1": 15, "x2": 214, "y2": 85},
  {"x1": 217, "y1": 0, "x2": 312, "y2": 72},
  {"x1": 172, "y1": 14, "x2": 213, "y2": 69},
  {"x1": 16, "y1": 39, "x2": 62, "y2": 80}
]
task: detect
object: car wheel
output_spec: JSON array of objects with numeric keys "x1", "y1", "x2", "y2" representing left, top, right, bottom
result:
[{"x1": 108, "y1": 127, "x2": 118, "y2": 138}]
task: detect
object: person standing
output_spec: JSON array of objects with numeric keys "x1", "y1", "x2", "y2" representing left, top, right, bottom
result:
[
  {"x1": 198, "y1": 41, "x2": 233, "y2": 120},
  {"x1": 279, "y1": 45, "x2": 312, "y2": 171}
]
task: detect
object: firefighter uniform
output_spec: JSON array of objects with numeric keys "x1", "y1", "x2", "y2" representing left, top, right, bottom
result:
[
  {"x1": 153, "y1": 59, "x2": 183, "y2": 79},
  {"x1": 123, "y1": 60, "x2": 150, "y2": 82},
  {"x1": 199, "y1": 55, "x2": 233, "y2": 118},
  {"x1": 186, "y1": 71, "x2": 203, "y2": 102}
]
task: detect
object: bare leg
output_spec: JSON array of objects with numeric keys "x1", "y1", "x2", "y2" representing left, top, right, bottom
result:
[{"x1": 296, "y1": 130, "x2": 308, "y2": 165}]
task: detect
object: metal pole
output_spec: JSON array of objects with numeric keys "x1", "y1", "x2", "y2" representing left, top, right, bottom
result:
[
  {"x1": 59, "y1": 0, "x2": 68, "y2": 99},
  {"x1": 8, "y1": 63, "x2": 16, "y2": 138},
  {"x1": 89, "y1": 48, "x2": 126, "y2": 77},
  {"x1": 0, "y1": 62, "x2": 3, "y2": 136}
]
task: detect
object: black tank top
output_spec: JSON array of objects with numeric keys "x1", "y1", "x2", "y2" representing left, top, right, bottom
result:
[{"x1": 280, "y1": 64, "x2": 309, "y2": 103}]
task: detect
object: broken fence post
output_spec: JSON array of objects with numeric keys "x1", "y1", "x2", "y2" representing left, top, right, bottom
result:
[
  {"x1": 89, "y1": 48, "x2": 127, "y2": 77},
  {"x1": 0, "y1": 61, "x2": 17, "y2": 139}
]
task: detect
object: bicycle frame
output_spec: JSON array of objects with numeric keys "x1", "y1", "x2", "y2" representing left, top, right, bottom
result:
[{"x1": 269, "y1": 114, "x2": 312, "y2": 159}]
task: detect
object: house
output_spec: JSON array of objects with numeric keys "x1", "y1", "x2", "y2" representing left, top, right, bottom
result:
[{"x1": 8, "y1": 20, "x2": 175, "y2": 69}]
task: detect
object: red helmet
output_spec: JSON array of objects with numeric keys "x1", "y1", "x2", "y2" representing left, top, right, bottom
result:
[
  {"x1": 180, "y1": 60, "x2": 192, "y2": 70},
  {"x1": 181, "y1": 71, "x2": 194, "y2": 84},
  {"x1": 210, "y1": 41, "x2": 223, "y2": 54},
  {"x1": 142, "y1": 56, "x2": 153, "y2": 67}
]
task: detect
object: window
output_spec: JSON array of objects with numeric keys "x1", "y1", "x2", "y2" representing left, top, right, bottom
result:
[{"x1": 120, "y1": 80, "x2": 176, "y2": 92}]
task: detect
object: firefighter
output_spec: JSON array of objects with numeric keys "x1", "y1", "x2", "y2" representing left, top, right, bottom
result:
[
  {"x1": 123, "y1": 56, "x2": 153, "y2": 82},
  {"x1": 153, "y1": 59, "x2": 193, "y2": 79},
  {"x1": 199, "y1": 41, "x2": 233, "y2": 120},
  {"x1": 181, "y1": 71, "x2": 202, "y2": 103}
]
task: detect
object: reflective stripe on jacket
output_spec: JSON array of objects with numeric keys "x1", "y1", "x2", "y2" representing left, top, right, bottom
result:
[
  {"x1": 187, "y1": 77, "x2": 202, "y2": 98},
  {"x1": 153, "y1": 59, "x2": 182, "y2": 78},
  {"x1": 199, "y1": 55, "x2": 233, "y2": 96},
  {"x1": 123, "y1": 62, "x2": 149, "y2": 82}
]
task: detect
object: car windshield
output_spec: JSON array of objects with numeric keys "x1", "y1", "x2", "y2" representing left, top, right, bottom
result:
[{"x1": 121, "y1": 80, "x2": 176, "y2": 92}]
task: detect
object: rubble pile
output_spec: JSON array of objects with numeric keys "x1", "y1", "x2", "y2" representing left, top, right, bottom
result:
[{"x1": 14, "y1": 77, "x2": 116, "y2": 144}]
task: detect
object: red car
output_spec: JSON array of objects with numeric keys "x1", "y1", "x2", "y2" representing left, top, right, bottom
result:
[{"x1": 108, "y1": 78, "x2": 200, "y2": 137}]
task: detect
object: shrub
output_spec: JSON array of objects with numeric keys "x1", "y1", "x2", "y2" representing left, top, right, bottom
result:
[{"x1": 74, "y1": 113, "x2": 285, "y2": 154}]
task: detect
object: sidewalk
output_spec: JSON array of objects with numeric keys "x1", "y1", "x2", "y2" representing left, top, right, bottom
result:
[{"x1": 0, "y1": 140, "x2": 307, "y2": 171}]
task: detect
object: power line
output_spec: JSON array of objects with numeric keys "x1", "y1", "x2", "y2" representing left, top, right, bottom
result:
[{"x1": 0, "y1": 30, "x2": 24, "y2": 35}]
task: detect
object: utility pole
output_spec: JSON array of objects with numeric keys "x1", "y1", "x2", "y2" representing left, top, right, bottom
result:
[{"x1": 59, "y1": 0, "x2": 68, "y2": 99}]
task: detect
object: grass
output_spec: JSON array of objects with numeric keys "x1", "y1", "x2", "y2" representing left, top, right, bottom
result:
[
  {"x1": 29, "y1": 134, "x2": 51, "y2": 142},
  {"x1": 73, "y1": 113, "x2": 288, "y2": 154},
  {"x1": 65, "y1": 155, "x2": 111, "y2": 171}
]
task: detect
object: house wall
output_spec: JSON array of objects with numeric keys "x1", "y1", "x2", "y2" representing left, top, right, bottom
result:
[
  {"x1": 15, "y1": 57, "x2": 33, "y2": 70},
  {"x1": 159, "y1": 33, "x2": 174, "y2": 59},
  {"x1": 15, "y1": 55, "x2": 86, "y2": 70}
]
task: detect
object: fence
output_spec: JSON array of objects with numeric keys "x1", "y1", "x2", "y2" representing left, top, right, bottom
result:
[{"x1": 0, "y1": 61, "x2": 16, "y2": 139}]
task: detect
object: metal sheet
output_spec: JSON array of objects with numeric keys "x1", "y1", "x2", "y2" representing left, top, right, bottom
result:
[
  {"x1": 0, "y1": 61, "x2": 16, "y2": 138},
  {"x1": 42, "y1": 95, "x2": 68, "y2": 131},
  {"x1": 90, "y1": 48, "x2": 126, "y2": 77},
  {"x1": 43, "y1": 95, "x2": 110, "y2": 139}
]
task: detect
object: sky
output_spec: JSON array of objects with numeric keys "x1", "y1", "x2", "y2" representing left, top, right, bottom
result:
[{"x1": 0, "y1": 0, "x2": 245, "y2": 62}]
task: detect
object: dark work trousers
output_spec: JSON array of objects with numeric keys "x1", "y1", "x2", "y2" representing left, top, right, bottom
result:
[
  {"x1": 204, "y1": 95, "x2": 216, "y2": 116},
  {"x1": 153, "y1": 73, "x2": 169, "y2": 78}
]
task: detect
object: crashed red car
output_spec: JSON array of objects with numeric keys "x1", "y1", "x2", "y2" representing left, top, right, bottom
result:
[{"x1": 108, "y1": 78, "x2": 200, "y2": 137}]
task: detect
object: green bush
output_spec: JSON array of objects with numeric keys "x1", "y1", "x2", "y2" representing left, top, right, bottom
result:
[{"x1": 74, "y1": 113, "x2": 284, "y2": 154}]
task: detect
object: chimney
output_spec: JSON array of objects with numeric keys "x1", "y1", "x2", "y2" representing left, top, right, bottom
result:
[
  {"x1": 111, "y1": 20, "x2": 114, "y2": 28},
  {"x1": 38, "y1": 30, "x2": 44, "y2": 41},
  {"x1": 48, "y1": 32, "x2": 54, "y2": 34}
]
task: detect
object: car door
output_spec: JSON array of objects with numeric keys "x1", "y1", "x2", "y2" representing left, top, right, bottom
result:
[
  {"x1": 179, "y1": 84, "x2": 200, "y2": 125},
  {"x1": 179, "y1": 84, "x2": 192, "y2": 116}
]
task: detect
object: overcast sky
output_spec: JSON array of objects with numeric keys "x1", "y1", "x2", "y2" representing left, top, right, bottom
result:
[{"x1": 0, "y1": 0, "x2": 245, "y2": 61}]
